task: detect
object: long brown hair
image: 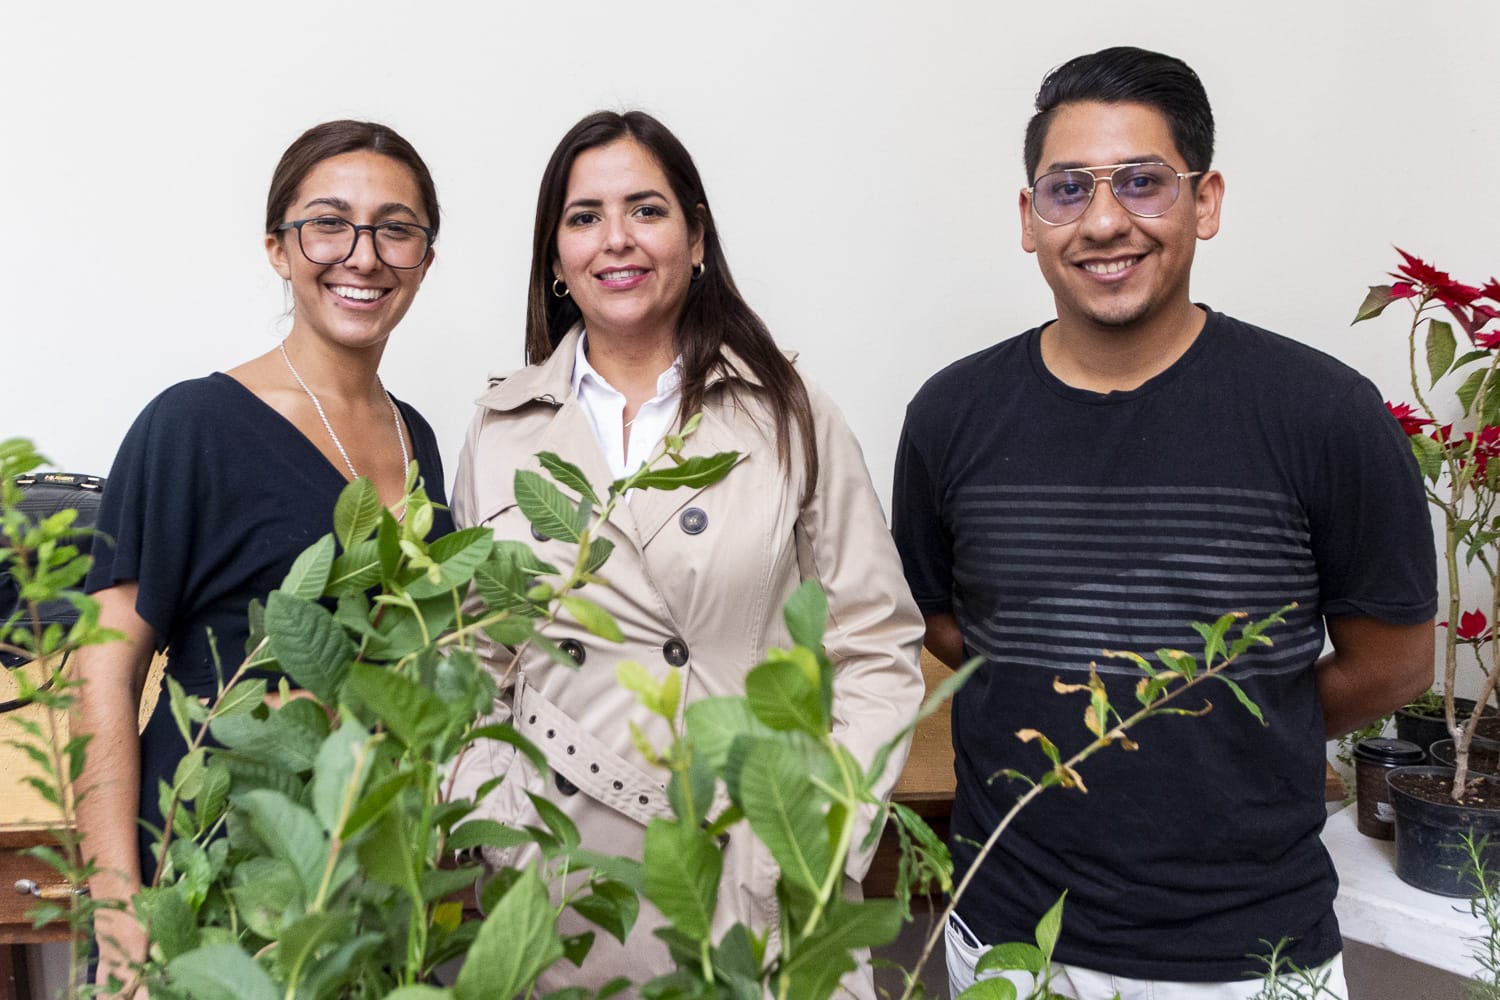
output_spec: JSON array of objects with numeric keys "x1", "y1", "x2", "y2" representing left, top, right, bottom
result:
[{"x1": 525, "y1": 111, "x2": 817, "y2": 495}]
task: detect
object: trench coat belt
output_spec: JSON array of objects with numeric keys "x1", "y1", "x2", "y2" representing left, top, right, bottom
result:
[{"x1": 514, "y1": 679, "x2": 675, "y2": 828}]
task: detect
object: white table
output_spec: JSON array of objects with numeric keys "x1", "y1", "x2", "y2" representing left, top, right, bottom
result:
[{"x1": 1324, "y1": 803, "x2": 1487, "y2": 975}]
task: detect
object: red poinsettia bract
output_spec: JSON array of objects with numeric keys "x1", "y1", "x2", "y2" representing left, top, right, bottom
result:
[{"x1": 1386, "y1": 401, "x2": 1434, "y2": 437}]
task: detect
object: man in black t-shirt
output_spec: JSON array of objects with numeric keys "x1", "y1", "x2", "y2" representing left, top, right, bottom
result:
[{"x1": 891, "y1": 47, "x2": 1436, "y2": 1000}]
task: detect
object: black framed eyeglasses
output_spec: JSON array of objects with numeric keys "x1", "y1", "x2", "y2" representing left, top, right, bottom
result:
[
  {"x1": 1028, "y1": 162, "x2": 1204, "y2": 227},
  {"x1": 275, "y1": 216, "x2": 435, "y2": 269}
]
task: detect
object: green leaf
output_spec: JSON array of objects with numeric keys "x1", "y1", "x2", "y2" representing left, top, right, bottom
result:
[
  {"x1": 327, "y1": 538, "x2": 383, "y2": 596},
  {"x1": 782, "y1": 579, "x2": 829, "y2": 650},
  {"x1": 956, "y1": 980, "x2": 1019, "y2": 1000},
  {"x1": 612, "y1": 451, "x2": 740, "y2": 495},
  {"x1": 454, "y1": 868, "x2": 564, "y2": 1000},
  {"x1": 133, "y1": 884, "x2": 199, "y2": 960},
  {"x1": 312, "y1": 718, "x2": 373, "y2": 833},
  {"x1": 339, "y1": 769, "x2": 416, "y2": 840},
  {"x1": 1427, "y1": 318, "x2": 1457, "y2": 387},
  {"x1": 1352, "y1": 284, "x2": 1398, "y2": 324},
  {"x1": 642, "y1": 819, "x2": 722, "y2": 940},
  {"x1": 273, "y1": 910, "x2": 356, "y2": 980},
  {"x1": 560, "y1": 594, "x2": 625, "y2": 643},
  {"x1": 580, "y1": 537, "x2": 615, "y2": 578},
  {"x1": 745, "y1": 655, "x2": 826, "y2": 735},
  {"x1": 1410, "y1": 431, "x2": 1445, "y2": 482},
  {"x1": 346, "y1": 661, "x2": 450, "y2": 750},
  {"x1": 235, "y1": 789, "x2": 327, "y2": 897},
  {"x1": 265, "y1": 590, "x2": 355, "y2": 703},
  {"x1": 281, "y1": 534, "x2": 336, "y2": 600},
  {"x1": 974, "y1": 941, "x2": 1045, "y2": 974},
  {"x1": 537, "y1": 451, "x2": 601, "y2": 507},
  {"x1": 514, "y1": 469, "x2": 586, "y2": 543},
  {"x1": 446, "y1": 818, "x2": 532, "y2": 854},
  {"x1": 1035, "y1": 890, "x2": 1066, "y2": 957},
  {"x1": 383, "y1": 988, "x2": 452, "y2": 1000},
  {"x1": 782, "y1": 899, "x2": 903, "y2": 997},
  {"x1": 684, "y1": 697, "x2": 765, "y2": 774},
  {"x1": 1458, "y1": 366, "x2": 1488, "y2": 416},
  {"x1": 1214, "y1": 675, "x2": 1267, "y2": 726},
  {"x1": 333, "y1": 476, "x2": 383, "y2": 549},
  {"x1": 569, "y1": 878, "x2": 639, "y2": 945},
  {"x1": 359, "y1": 807, "x2": 420, "y2": 898},
  {"x1": 735, "y1": 736, "x2": 830, "y2": 891},
  {"x1": 166, "y1": 944, "x2": 280, "y2": 1000},
  {"x1": 210, "y1": 698, "x2": 327, "y2": 773},
  {"x1": 406, "y1": 527, "x2": 497, "y2": 599},
  {"x1": 668, "y1": 752, "x2": 716, "y2": 829},
  {"x1": 528, "y1": 791, "x2": 582, "y2": 852}
]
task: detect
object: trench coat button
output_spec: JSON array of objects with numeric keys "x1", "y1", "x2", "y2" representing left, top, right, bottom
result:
[
  {"x1": 555, "y1": 772, "x2": 579, "y2": 795},
  {"x1": 638, "y1": 794, "x2": 649, "y2": 805},
  {"x1": 530, "y1": 524, "x2": 549, "y2": 543},
  {"x1": 662, "y1": 638, "x2": 689, "y2": 667},
  {"x1": 559, "y1": 639, "x2": 586, "y2": 665},
  {"x1": 679, "y1": 507, "x2": 708, "y2": 535},
  {"x1": 718, "y1": 833, "x2": 730, "y2": 849}
]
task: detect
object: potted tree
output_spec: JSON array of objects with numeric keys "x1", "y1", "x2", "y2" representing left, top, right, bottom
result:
[{"x1": 1356, "y1": 251, "x2": 1500, "y2": 894}]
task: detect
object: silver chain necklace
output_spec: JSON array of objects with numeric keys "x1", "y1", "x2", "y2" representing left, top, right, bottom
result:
[{"x1": 278, "y1": 341, "x2": 409, "y2": 486}]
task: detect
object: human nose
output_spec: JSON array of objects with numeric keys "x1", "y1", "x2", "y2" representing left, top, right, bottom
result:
[
  {"x1": 603, "y1": 212, "x2": 634, "y2": 252},
  {"x1": 345, "y1": 225, "x2": 382, "y2": 269},
  {"x1": 1077, "y1": 175, "x2": 1132, "y2": 238}
]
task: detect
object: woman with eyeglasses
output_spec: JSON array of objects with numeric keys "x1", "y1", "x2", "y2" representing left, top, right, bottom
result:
[
  {"x1": 74, "y1": 120, "x2": 454, "y2": 990},
  {"x1": 449, "y1": 111, "x2": 925, "y2": 996}
]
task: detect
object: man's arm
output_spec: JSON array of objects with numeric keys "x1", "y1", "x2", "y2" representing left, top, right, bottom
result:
[
  {"x1": 1317, "y1": 614, "x2": 1435, "y2": 738},
  {"x1": 923, "y1": 611, "x2": 965, "y2": 670}
]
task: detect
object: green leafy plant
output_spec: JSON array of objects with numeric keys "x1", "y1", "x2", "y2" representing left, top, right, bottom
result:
[
  {"x1": 1357, "y1": 252, "x2": 1500, "y2": 796},
  {"x1": 1457, "y1": 831, "x2": 1500, "y2": 999},
  {"x1": 1247, "y1": 938, "x2": 1342, "y2": 1000},
  {"x1": 0, "y1": 438, "x2": 121, "y2": 996},
  {"x1": 899, "y1": 606, "x2": 1290, "y2": 1000}
]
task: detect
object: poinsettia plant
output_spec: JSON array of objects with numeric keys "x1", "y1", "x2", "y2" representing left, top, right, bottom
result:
[{"x1": 1357, "y1": 249, "x2": 1500, "y2": 798}]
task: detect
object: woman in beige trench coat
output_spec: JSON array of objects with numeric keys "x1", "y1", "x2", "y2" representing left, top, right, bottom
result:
[{"x1": 450, "y1": 111, "x2": 925, "y2": 997}]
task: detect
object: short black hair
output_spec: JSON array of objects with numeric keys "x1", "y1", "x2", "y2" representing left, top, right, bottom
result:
[{"x1": 1023, "y1": 46, "x2": 1214, "y2": 182}]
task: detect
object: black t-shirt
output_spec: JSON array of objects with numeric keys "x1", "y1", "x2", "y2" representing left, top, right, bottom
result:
[
  {"x1": 892, "y1": 310, "x2": 1436, "y2": 981},
  {"x1": 86, "y1": 373, "x2": 455, "y2": 873}
]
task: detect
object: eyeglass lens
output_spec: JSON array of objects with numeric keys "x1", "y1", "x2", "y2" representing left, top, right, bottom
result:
[
  {"x1": 297, "y1": 218, "x2": 430, "y2": 269},
  {"x1": 1031, "y1": 164, "x2": 1183, "y2": 225}
]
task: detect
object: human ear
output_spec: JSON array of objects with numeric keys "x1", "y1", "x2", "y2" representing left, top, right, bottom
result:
[
  {"x1": 690, "y1": 204, "x2": 707, "y2": 261},
  {"x1": 1019, "y1": 188, "x2": 1038, "y2": 254},
  {"x1": 266, "y1": 232, "x2": 292, "y2": 279},
  {"x1": 1194, "y1": 171, "x2": 1225, "y2": 241}
]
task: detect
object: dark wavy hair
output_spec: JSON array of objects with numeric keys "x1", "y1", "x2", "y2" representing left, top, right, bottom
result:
[
  {"x1": 265, "y1": 120, "x2": 440, "y2": 238},
  {"x1": 1023, "y1": 47, "x2": 1215, "y2": 183},
  {"x1": 526, "y1": 111, "x2": 816, "y2": 493}
]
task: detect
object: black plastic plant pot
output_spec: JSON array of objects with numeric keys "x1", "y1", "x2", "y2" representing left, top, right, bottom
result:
[
  {"x1": 1428, "y1": 737, "x2": 1500, "y2": 775},
  {"x1": 1387, "y1": 765, "x2": 1500, "y2": 896},
  {"x1": 1396, "y1": 698, "x2": 1500, "y2": 754}
]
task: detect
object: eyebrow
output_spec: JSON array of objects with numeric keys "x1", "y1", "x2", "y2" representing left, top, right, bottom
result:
[
  {"x1": 563, "y1": 189, "x2": 670, "y2": 212},
  {"x1": 1044, "y1": 157, "x2": 1171, "y2": 173},
  {"x1": 302, "y1": 196, "x2": 421, "y2": 221}
]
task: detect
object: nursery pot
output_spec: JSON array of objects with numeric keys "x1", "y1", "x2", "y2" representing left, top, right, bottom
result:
[
  {"x1": 1387, "y1": 765, "x2": 1500, "y2": 896},
  {"x1": 1396, "y1": 698, "x2": 1500, "y2": 753},
  {"x1": 1427, "y1": 736, "x2": 1500, "y2": 776}
]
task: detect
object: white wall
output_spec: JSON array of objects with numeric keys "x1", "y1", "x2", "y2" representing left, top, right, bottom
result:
[{"x1": 4, "y1": 0, "x2": 1496, "y2": 509}]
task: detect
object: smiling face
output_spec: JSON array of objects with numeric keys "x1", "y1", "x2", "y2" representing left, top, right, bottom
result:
[
  {"x1": 552, "y1": 138, "x2": 704, "y2": 349},
  {"x1": 1020, "y1": 101, "x2": 1222, "y2": 337},
  {"x1": 266, "y1": 150, "x2": 434, "y2": 353}
]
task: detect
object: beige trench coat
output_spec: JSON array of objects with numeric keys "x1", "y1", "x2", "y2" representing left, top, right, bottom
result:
[{"x1": 449, "y1": 330, "x2": 925, "y2": 996}]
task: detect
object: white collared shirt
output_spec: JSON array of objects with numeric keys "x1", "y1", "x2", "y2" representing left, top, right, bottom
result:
[{"x1": 571, "y1": 331, "x2": 683, "y2": 490}]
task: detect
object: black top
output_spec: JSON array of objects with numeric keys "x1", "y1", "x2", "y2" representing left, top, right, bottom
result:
[
  {"x1": 892, "y1": 310, "x2": 1436, "y2": 981},
  {"x1": 86, "y1": 373, "x2": 454, "y2": 875}
]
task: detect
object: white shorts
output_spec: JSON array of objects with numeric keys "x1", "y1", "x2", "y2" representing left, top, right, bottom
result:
[{"x1": 945, "y1": 910, "x2": 1348, "y2": 1000}]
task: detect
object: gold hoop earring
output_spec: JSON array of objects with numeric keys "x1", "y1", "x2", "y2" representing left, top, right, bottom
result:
[
  {"x1": 692, "y1": 261, "x2": 706, "y2": 280},
  {"x1": 551, "y1": 277, "x2": 569, "y2": 298}
]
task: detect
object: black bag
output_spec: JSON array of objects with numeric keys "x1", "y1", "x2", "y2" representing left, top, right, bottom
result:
[{"x1": 1, "y1": 473, "x2": 106, "y2": 711}]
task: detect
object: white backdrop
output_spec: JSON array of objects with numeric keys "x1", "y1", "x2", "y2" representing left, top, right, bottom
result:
[{"x1": 3, "y1": 0, "x2": 1497, "y2": 511}]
